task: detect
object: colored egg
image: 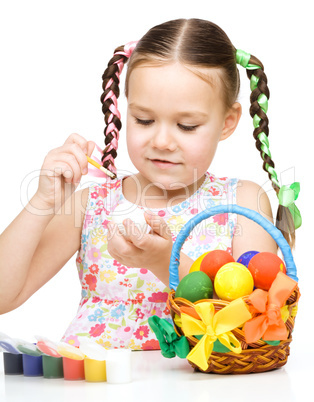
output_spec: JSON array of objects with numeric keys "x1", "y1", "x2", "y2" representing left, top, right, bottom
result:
[
  {"x1": 214, "y1": 262, "x2": 254, "y2": 301},
  {"x1": 200, "y1": 250, "x2": 235, "y2": 281},
  {"x1": 248, "y1": 252, "x2": 286, "y2": 290},
  {"x1": 237, "y1": 250, "x2": 260, "y2": 268},
  {"x1": 189, "y1": 252, "x2": 210, "y2": 273},
  {"x1": 175, "y1": 271, "x2": 213, "y2": 303}
]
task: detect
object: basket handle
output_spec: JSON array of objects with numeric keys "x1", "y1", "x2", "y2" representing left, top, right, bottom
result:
[{"x1": 169, "y1": 204, "x2": 298, "y2": 290}]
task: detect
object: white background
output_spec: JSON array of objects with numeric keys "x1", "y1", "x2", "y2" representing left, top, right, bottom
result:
[{"x1": 0, "y1": 0, "x2": 312, "y2": 396}]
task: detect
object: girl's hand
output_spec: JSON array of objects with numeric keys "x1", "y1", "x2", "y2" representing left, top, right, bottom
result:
[
  {"x1": 107, "y1": 211, "x2": 173, "y2": 285},
  {"x1": 36, "y1": 133, "x2": 95, "y2": 210}
]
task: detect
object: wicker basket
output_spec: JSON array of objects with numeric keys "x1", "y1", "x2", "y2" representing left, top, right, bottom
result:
[{"x1": 167, "y1": 204, "x2": 300, "y2": 374}]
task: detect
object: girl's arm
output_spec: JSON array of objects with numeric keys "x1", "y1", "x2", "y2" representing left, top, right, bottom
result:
[
  {"x1": 0, "y1": 133, "x2": 93, "y2": 314},
  {"x1": 232, "y1": 180, "x2": 278, "y2": 261},
  {"x1": 0, "y1": 188, "x2": 88, "y2": 314}
]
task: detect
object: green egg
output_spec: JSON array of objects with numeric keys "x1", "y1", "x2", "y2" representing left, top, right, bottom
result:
[{"x1": 175, "y1": 271, "x2": 213, "y2": 303}]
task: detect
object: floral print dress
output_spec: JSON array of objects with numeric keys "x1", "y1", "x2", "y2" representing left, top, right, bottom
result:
[{"x1": 61, "y1": 171, "x2": 239, "y2": 350}]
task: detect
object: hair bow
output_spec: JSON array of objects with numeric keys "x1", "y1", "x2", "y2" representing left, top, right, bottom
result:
[
  {"x1": 243, "y1": 272, "x2": 298, "y2": 344},
  {"x1": 148, "y1": 316, "x2": 190, "y2": 359},
  {"x1": 115, "y1": 40, "x2": 139, "y2": 58},
  {"x1": 86, "y1": 143, "x2": 110, "y2": 178},
  {"x1": 180, "y1": 298, "x2": 252, "y2": 371},
  {"x1": 235, "y1": 49, "x2": 261, "y2": 70},
  {"x1": 277, "y1": 182, "x2": 302, "y2": 229}
]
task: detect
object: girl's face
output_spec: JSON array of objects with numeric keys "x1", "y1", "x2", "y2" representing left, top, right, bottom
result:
[{"x1": 126, "y1": 62, "x2": 240, "y2": 200}]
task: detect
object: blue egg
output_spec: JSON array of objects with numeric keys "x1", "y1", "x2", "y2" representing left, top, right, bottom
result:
[{"x1": 237, "y1": 251, "x2": 260, "y2": 268}]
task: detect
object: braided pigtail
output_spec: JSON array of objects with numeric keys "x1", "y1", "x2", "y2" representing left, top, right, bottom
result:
[
  {"x1": 100, "y1": 41, "x2": 138, "y2": 179},
  {"x1": 236, "y1": 50, "x2": 301, "y2": 250}
]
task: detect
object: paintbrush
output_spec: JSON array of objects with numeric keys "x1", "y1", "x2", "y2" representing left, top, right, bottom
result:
[{"x1": 86, "y1": 155, "x2": 115, "y2": 178}]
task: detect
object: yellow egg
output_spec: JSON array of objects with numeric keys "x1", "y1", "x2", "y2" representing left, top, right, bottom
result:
[
  {"x1": 214, "y1": 262, "x2": 254, "y2": 301},
  {"x1": 189, "y1": 252, "x2": 210, "y2": 273}
]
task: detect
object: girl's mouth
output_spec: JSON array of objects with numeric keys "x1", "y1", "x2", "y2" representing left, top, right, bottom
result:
[{"x1": 150, "y1": 159, "x2": 180, "y2": 168}]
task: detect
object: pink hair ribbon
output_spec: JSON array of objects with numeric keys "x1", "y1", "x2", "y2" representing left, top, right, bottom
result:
[
  {"x1": 114, "y1": 40, "x2": 139, "y2": 58},
  {"x1": 87, "y1": 143, "x2": 112, "y2": 178},
  {"x1": 102, "y1": 41, "x2": 138, "y2": 175}
]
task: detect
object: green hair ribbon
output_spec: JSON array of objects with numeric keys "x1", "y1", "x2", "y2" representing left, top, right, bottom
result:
[
  {"x1": 236, "y1": 49, "x2": 261, "y2": 70},
  {"x1": 277, "y1": 182, "x2": 302, "y2": 229},
  {"x1": 236, "y1": 49, "x2": 301, "y2": 230},
  {"x1": 236, "y1": 49, "x2": 280, "y2": 188},
  {"x1": 236, "y1": 49, "x2": 262, "y2": 93},
  {"x1": 148, "y1": 316, "x2": 190, "y2": 359}
]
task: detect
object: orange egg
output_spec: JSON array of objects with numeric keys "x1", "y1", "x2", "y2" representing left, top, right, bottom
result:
[
  {"x1": 248, "y1": 252, "x2": 286, "y2": 290},
  {"x1": 200, "y1": 250, "x2": 235, "y2": 281}
]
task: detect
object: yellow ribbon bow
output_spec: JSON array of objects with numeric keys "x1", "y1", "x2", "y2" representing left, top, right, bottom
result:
[
  {"x1": 181, "y1": 298, "x2": 252, "y2": 371},
  {"x1": 243, "y1": 271, "x2": 298, "y2": 344}
]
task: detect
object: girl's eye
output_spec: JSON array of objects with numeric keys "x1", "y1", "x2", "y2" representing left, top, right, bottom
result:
[
  {"x1": 178, "y1": 124, "x2": 199, "y2": 132},
  {"x1": 135, "y1": 118, "x2": 154, "y2": 126}
]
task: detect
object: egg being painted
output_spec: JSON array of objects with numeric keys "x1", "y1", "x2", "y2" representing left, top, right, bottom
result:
[
  {"x1": 111, "y1": 204, "x2": 150, "y2": 238},
  {"x1": 175, "y1": 271, "x2": 213, "y2": 303}
]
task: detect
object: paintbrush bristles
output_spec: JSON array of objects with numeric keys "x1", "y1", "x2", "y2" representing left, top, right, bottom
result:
[
  {"x1": 99, "y1": 165, "x2": 115, "y2": 178},
  {"x1": 86, "y1": 155, "x2": 115, "y2": 178}
]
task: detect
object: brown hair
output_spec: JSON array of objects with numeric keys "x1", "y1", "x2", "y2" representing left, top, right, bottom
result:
[
  {"x1": 125, "y1": 19, "x2": 239, "y2": 109},
  {"x1": 100, "y1": 18, "x2": 296, "y2": 249}
]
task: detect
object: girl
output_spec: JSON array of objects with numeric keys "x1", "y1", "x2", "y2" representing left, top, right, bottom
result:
[{"x1": 0, "y1": 19, "x2": 300, "y2": 350}]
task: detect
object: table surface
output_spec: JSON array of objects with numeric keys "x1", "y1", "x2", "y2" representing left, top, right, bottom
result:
[{"x1": 0, "y1": 346, "x2": 312, "y2": 402}]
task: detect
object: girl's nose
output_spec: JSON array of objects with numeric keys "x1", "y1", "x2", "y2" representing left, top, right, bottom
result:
[{"x1": 151, "y1": 125, "x2": 177, "y2": 151}]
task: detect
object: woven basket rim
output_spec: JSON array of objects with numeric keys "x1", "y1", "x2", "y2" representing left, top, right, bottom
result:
[{"x1": 167, "y1": 287, "x2": 300, "y2": 374}]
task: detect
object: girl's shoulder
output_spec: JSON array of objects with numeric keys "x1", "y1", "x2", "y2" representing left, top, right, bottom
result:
[
  {"x1": 235, "y1": 179, "x2": 275, "y2": 235},
  {"x1": 232, "y1": 179, "x2": 278, "y2": 259},
  {"x1": 236, "y1": 179, "x2": 271, "y2": 213}
]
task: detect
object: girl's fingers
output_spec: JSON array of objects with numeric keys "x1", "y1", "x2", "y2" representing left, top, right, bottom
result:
[
  {"x1": 45, "y1": 161, "x2": 76, "y2": 184},
  {"x1": 44, "y1": 136, "x2": 96, "y2": 187},
  {"x1": 52, "y1": 152, "x2": 84, "y2": 183},
  {"x1": 122, "y1": 219, "x2": 151, "y2": 250},
  {"x1": 107, "y1": 222, "x2": 137, "y2": 256},
  {"x1": 51, "y1": 143, "x2": 88, "y2": 176},
  {"x1": 64, "y1": 133, "x2": 89, "y2": 150},
  {"x1": 87, "y1": 140, "x2": 96, "y2": 157},
  {"x1": 144, "y1": 212, "x2": 171, "y2": 240},
  {"x1": 64, "y1": 133, "x2": 95, "y2": 169},
  {"x1": 48, "y1": 156, "x2": 79, "y2": 184},
  {"x1": 107, "y1": 222, "x2": 125, "y2": 241}
]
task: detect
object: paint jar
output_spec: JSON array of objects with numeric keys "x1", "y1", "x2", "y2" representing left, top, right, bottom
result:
[
  {"x1": 106, "y1": 349, "x2": 132, "y2": 384},
  {"x1": 22, "y1": 354, "x2": 43, "y2": 377},
  {"x1": 42, "y1": 355, "x2": 64, "y2": 379},
  {"x1": 3, "y1": 353, "x2": 23, "y2": 375},
  {"x1": 62, "y1": 357, "x2": 85, "y2": 381},
  {"x1": 84, "y1": 358, "x2": 106, "y2": 382}
]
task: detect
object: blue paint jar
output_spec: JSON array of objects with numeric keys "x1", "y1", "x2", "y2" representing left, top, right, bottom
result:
[{"x1": 22, "y1": 354, "x2": 43, "y2": 376}]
